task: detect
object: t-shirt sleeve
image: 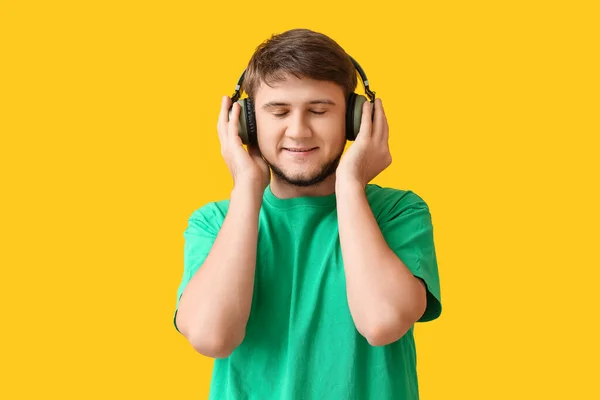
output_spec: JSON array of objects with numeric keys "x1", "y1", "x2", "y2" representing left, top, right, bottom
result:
[
  {"x1": 377, "y1": 190, "x2": 442, "y2": 322},
  {"x1": 173, "y1": 203, "x2": 224, "y2": 333}
]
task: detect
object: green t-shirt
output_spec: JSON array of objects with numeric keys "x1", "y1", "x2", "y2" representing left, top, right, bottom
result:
[{"x1": 174, "y1": 184, "x2": 442, "y2": 400}]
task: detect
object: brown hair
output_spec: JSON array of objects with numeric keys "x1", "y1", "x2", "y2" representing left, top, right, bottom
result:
[{"x1": 242, "y1": 29, "x2": 357, "y2": 103}]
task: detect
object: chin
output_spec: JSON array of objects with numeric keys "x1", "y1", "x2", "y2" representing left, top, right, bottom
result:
[
  {"x1": 275, "y1": 165, "x2": 338, "y2": 187},
  {"x1": 282, "y1": 176, "x2": 326, "y2": 187},
  {"x1": 285, "y1": 167, "x2": 320, "y2": 179},
  {"x1": 265, "y1": 152, "x2": 342, "y2": 188},
  {"x1": 281, "y1": 171, "x2": 320, "y2": 183}
]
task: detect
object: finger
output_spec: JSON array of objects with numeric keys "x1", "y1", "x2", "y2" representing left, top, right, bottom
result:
[
  {"x1": 382, "y1": 118, "x2": 389, "y2": 143},
  {"x1": 377, "y1": 99, "x2": 389, "y2": 143},
  {"x1": 372, "y1": 98, "x2": 385, "y2": 140},
  {"x1": 227, "y1": 101, "x2": 241, "y2": 141},
  {"x1": 383, "y1": 109, "x2": 389, "y2": 143},
  {"x1": 217, "y1": 96, "x2": 232, "y2": 141},
  {"x1": 249, "y1": 144, "x2": 270, "y2": 167},
  {"x1": 219, "y1": 95, "x2": 232, "y2": 122},
  {"x1": 358, "y1": 100, "x2": 374, "y2": 137},
  {"x1": 247, "y1": 144, "x2": 263, "y2": 162},
  {"x1": 248, "y1": 145, "x2": 271, "y2": 178}
]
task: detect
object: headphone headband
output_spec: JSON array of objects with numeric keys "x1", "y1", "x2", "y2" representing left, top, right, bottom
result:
[
  {"x1": 347, "y1": 55, "x2": 376, "y2": 102},
  {"x1": 231, "y1": 54, "x2": 375, "y2": 103},
  {"x1": 231, "y1": 71, "x2": 246, "y2": 103}
]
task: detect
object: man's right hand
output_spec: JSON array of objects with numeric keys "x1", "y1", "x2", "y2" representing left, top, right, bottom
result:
[{"x1": 217, "y1": 96, "x2": 270, "y2": 194}]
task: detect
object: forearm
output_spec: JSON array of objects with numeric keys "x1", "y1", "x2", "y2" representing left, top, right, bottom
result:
[
  {"x1": 336, "y1": 180, "x2": 426, "y2": 346},
  {"x1": 177, "y1": 184, "x2": 262, "y2": 357}
]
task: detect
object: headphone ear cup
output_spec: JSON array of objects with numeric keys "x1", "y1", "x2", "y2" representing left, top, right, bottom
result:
[
  {"x1": 346, "y1": 94, "x2": 367, "y2": 141},
  {"x1": 244, "y1": 97, "x2": 257, "y2": 146},
  {"x1": 345, "y1": 93, "x2": 356, "y2": 141},
  {"x1": 228, "y1": 99, "x2": 251, "y2": 145},
  {"x1": 227, "y1": 98, "x2": 257, "y2": 145}
]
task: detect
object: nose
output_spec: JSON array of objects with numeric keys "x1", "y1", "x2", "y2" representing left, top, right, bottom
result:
[{"x1": 285, "y1": 111, "x2": 312, "y2": 140}]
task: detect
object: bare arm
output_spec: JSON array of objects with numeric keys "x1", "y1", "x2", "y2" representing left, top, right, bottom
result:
[
  {"x1": 176, "y1": 185, "x2": 262, "y2": 358},
  {"x1": 336, "y1": 180, "x2": 427, "y2": 346},
  {"x1": 176, "y1": 96, "x2": 270, "y2": 358},
  {"x1": 335, "y1": 99, "x2": 426, "y2": 346}
]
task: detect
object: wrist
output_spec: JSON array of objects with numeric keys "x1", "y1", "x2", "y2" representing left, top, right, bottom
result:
[
  {"x1": 335, "y1": 174, "x2": 364, "y2": 192},
  {"x1": 231, "y1": 183, "x2": 264, "y2": 209},
  {"x1": 335, "y1": 177, "x2": 366, "y2": 200}
]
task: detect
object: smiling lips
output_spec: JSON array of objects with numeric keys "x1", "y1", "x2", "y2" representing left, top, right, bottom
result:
[{"x1": 283, "y1": 147, "x2": 318, "y2": 153}]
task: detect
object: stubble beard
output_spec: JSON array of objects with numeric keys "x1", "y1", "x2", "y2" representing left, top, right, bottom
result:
[{"x1": 264, "y1": 149, "x2": 344, "y2": 188}]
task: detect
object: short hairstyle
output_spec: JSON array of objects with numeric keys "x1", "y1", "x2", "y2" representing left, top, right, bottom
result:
[{"x1": 242, "y1": 28, "x2": 358, "y2": 103}]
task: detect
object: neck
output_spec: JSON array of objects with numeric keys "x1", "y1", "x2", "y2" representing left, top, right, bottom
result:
[{"x1": 269, "y1": 173, "x2": 337, "y2": 199}]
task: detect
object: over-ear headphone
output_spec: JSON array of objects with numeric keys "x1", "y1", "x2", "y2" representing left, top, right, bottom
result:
[{"x1": 229, "y1": 55, "x2": 376, "y2": 145}]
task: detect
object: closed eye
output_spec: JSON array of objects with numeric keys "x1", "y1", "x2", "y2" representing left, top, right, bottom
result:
[{"x1": 272, "y1": 110, "x2": 327, "y2": 118}]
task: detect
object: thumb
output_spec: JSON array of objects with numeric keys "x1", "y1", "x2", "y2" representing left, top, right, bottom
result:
[
  {"x1": 248, "y1": 144, "x2": 265, "y2": 163},
  {"x1": 248, "y1": 144, "x2": 271, "y2": 179}
]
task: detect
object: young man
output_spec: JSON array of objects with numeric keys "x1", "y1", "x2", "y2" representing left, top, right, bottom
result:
[{"x1": 174, "y1": 28, "x2": 442, "y2": 399}]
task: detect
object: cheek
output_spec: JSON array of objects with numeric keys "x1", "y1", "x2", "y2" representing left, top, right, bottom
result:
[
  {"x1": 320, "y1": 115, "x2": 347, "y2": 146},
  {"x1": 255, "y1": 115, "x2": 276, "y2": 145}
]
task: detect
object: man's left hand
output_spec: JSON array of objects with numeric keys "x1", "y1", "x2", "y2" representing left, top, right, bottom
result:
[{"x1": 336, "y1": 98, "x2": 392, "y2": 187}]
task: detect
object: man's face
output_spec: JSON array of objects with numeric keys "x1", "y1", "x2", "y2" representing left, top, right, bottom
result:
[{"x1": 254, "y1": 74, "x2": 347, "y2": 187}]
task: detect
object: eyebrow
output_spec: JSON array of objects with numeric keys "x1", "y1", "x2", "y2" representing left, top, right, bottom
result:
[{"x1": 262, "y1": 99, "x2": 336, "y2": 109}]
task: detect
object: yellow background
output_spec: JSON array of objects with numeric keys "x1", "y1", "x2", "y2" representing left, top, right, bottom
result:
[{"x1": 1, "y1": 0, "x2": 598, "y2": 399}]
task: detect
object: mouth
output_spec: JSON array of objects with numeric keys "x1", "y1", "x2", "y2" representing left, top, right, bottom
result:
[{"x1": 283, "y1": 147, "x2": 318, "y2": 153}]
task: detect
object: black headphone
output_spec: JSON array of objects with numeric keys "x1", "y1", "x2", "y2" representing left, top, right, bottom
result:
[{"x1": 229, "y1": 55, "x2": 376, "y2": 145}]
